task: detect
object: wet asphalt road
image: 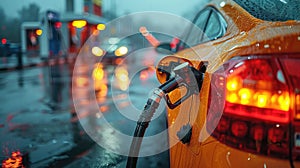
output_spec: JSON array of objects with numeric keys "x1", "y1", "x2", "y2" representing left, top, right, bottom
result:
[{"x1": 0, "y1": 49, "x2": 170, "y2": 167}]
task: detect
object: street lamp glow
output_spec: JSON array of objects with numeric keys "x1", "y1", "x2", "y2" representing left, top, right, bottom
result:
[
  {"x1": 36, "y1": 29, "x2": 43, "y2": 36},
  {"x1": 72, "y1": 20, "x2": 87, "y2": 28},
  {"x1": 97, "y1": 24, "x2": 106, "y2": 30}
]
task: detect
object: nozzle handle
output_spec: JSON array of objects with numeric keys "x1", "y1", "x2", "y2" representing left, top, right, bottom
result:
[
  {"x1": 158, "y1": 75, "x2": 182, "y2": 93},
  {"x1": 165, "y1": 82, "x2": 192, "y2": 109}
]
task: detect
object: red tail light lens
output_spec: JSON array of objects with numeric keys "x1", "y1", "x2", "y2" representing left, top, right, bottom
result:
[
  {"x1": 207, "y1": 55, "x2": 297, "y2": 159},
  {"x1": 280, "y1": 58, "x2": 300, "y2": 160},
  {"x1": 225, "y1": 58, "x2": 290, "y2": 123}
]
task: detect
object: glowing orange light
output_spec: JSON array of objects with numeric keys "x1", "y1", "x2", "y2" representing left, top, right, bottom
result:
[
  {"x1": 2, "y1": 151, "x2": 25, "y2": 168},
  {"x1": 36, "y1": 29, "x2": 43, "y2": 36},
  {"x1": 115, "y1": 58, "x2": 123, "y2": 65},
  {"x1": 76, "y1": 77, "x2": 89, "y2": 87},
  {"x1": 140, "y1": 70, "x2": 149, "y2": 81},
  {"x1": 226, "y1": 76, "x2": 241, "y2": 91},
  {"x1": 278, "y1": 92, "x2": 290, "y2": 111},
  {"x1": 100, "y1": 105, "x2": 109, "y2": 112},
  {"x1": 97, "y1": 23, "x2": 106, "y2": 30},
  {"x1": 72, "y1": 20, "x2": 87, "y2": 28},
  {"x1": 257, "y1": 94, "x2": 269, "y2": 107},
  {"x1": 227, "y1": 93, "x2": 238, "y2": 103},
  {"x1": 93, "y1": 66, "x2": 104, "y2": 80},
  {"x1": 93, "y1": 30, "x2": 99, "y2": 36},
  {"x1": 295, "y1": 94, "x2": 300, "y2": 119},
  {"x1": 226, "y1": 83, "x2": 290, "y2": 111},
  {"x1": 95, "y1": 83, "x2": 108, "y2": 97},
  {"x1": 115, "y1": 67, "x2": 129, "y2": 91},
  {"x1": 239, "y1": 88, "x2": 252, "y2": 104}
]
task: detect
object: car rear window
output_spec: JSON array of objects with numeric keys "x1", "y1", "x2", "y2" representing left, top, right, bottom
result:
[{"x1": 234, "y1": 0, "x2": 300, "y2": 21}]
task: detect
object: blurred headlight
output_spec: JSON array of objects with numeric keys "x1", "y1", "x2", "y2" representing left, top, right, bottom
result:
[
  {"x1": 92, "y1": 46, "x2": 104, "y2": 57},
  {"x1": 114, "y1": 46, "x2": 128, "y2": 56}
]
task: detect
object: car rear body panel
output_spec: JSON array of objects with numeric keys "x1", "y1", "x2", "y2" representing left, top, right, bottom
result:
[{"x1": 165, "y1": 0, "x2": 300, "y2": 167}]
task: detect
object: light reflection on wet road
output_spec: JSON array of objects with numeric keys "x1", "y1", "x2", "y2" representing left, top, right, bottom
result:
[
  {"x1": 71, "y1": 47, "x2": 170, "y2": 167},
  {"x1": 0, "y1": 47, "x2": 170, "y2": 167}
]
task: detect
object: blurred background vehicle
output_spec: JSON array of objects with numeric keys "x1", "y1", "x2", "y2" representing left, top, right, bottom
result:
[
  {"x1": 99, "y1": 32, "x2": 175, "y2": 65},
  {"x1": 100, "y1": 37, "x2": 132, "y2": 64}
]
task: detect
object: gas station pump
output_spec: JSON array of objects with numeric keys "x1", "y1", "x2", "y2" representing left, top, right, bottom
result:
[{"x1": 46, "y1": 10, "x2": 62, "y2": 57}]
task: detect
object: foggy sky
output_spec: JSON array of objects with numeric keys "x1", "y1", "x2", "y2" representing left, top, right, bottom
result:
[{"x1": 0, "y1": 0, "x2": 208, "y2": 19}]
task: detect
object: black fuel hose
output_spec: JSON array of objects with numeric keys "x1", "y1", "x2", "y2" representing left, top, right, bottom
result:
[
  {"x1": 126, "y1": 76, "x2": 181, "y2": 168},
  {"x1": 126, "y1": 99, "x2": 160, "y2": 168},
  {"x1": 126, "y1": 62, "x2": 205, "y2": 168}
]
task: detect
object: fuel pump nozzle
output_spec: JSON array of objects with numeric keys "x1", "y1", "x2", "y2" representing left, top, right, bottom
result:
[
  {"x1": 126, "y1": 62, "x2": 206, "y2": 168},
  {"x1": 159, "y1": 62, "x2": 205, "y2": 109}
]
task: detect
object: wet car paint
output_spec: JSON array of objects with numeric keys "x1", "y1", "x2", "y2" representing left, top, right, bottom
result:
[{"x1": 157, "y1": 0, "x2": 300, "y2": 167}]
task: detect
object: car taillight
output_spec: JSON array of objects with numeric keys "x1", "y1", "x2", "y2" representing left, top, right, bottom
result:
[{"x1": 207, "y1": 55, "x2": 300, "y2": 160}]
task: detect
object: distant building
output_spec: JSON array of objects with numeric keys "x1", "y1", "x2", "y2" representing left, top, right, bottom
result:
[
  {"x1": 21, "y1": 0, "x2": 107, "y2": 58},
  {"x1": 60, "y1": 0, "x2": 107, "y2": 56}
]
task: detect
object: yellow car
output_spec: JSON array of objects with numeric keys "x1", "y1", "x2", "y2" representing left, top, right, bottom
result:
[{"x1": 156, "y1": 0, "x2": 300, "y2": 167}]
